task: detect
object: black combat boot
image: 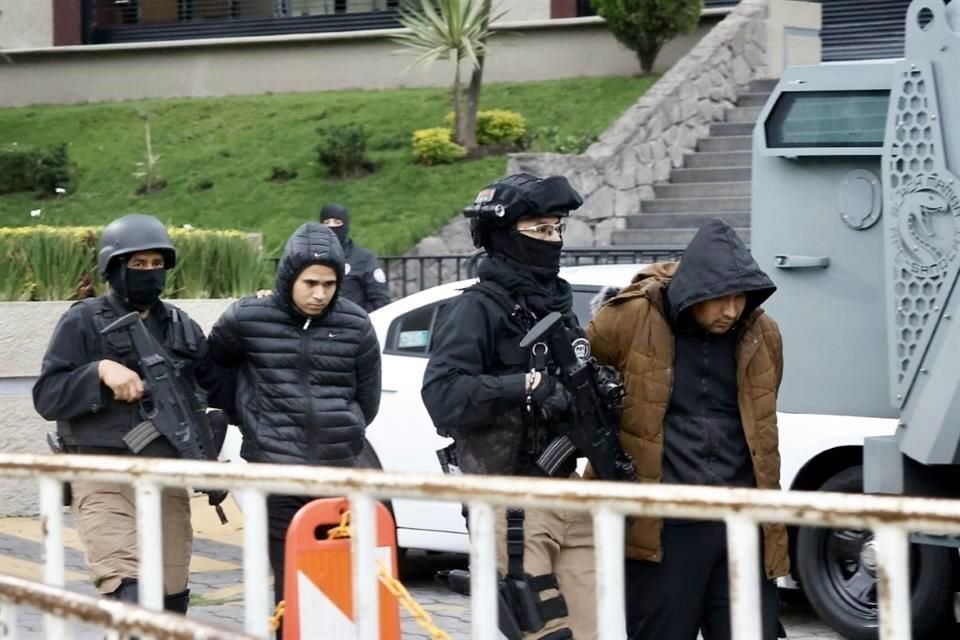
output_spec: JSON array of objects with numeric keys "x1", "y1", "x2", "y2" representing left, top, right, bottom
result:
[{"x1": 163, "y1": 589, "x2": 190, "y2": 614}]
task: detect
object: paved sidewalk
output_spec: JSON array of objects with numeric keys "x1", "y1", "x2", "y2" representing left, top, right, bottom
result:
[{"x1": 0, "y1": 495, "x2": 841, "y2": 639}]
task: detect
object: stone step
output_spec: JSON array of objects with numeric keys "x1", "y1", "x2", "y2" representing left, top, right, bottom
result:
[
  {"x1": 698, "y1": 135, "x2": 753, "y2": 152},
  {"x1": 748, "y1": 78, "x2": 778, "y2": 93},
  {"x1": 670, "y1": 166, "x2": 752, "y2": 183},
  {"x1": 725, "y1": 106, "x2": 764, "y2": 124},
  {"x1": 641, "y1": 196, "x2": 750, "y2": 214},
  {"x1": 710, "y1": 122, "x2": 754, "y2": 137},
  {"x1": 737, "y1": 92, "x2": 771, "y2": 108},
  {"x1": 613, "y1": 227, "x2": 752, "y2": 246},
  {"x1": 683, "y1": 151, "x2": 752, "y2": 169},
  {"x1": 653, "y1": 181, "x2": 751, "y2": 198},
  {"x1": 626, "y1": 212, "x2": 751, "y2": 229}
]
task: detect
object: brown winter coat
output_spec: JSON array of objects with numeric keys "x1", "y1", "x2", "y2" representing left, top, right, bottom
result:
[{"x1": 587, "y1": 257, "x2": 790, "y2": 580}]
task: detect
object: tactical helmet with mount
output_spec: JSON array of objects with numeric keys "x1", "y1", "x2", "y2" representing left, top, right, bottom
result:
[
  {"x1": 97, "y1": 213, "x2": 177, "y2": 277},
  {"x1": 463, "y1": 173, "x2": 583, "y2": 248}
]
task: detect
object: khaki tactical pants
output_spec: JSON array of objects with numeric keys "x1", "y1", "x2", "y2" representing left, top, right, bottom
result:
[
  {"x1": 71, "y1": 481, "x2": 193, "y2": 595},
  {"x1": 494, "y1": 505, "x2": 597, "y2": 640}
]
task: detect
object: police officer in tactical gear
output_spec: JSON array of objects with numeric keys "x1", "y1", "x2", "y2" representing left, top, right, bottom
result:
[
  {"x1": 422, "y1": 173, "x2": 597, "y2": 640},
  {"x1": 319, "y1": 203, "x2": 391, "y2": 311},
  {"x1": 33, "y1": 213, "x2": 231, "y2": 611}
]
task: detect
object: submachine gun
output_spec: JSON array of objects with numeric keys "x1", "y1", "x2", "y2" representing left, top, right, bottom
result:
[
  {"x1": 519, "y1": 311, "x2": 637, "y2": 482},
  {"x1": 100, "y1": 311, "x2": 229, "y2": 524}
]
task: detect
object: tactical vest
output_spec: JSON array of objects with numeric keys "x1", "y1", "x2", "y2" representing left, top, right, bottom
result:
[
  {"x1": 58, "y1": 296, "x2": 204, "y2": 451},
  {"x1": 450, "y1": 282, "x2": 578, "y2": 477}
]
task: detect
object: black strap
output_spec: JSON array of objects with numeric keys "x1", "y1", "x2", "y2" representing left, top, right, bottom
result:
[
  {"x1": 505, "y1": 508, "x2": 525, "y2": 580},
  {"x1": 527, "y1": 574, "x2": 559, "y2": 592},
  {"x1": 539, "y1": 628, "x2": 573, "y2": 640},
  {"x1": 537, "y1": 594, "x2": 568, "y2": 622},
  {"x1": 464, "y1": 281, "x2": 534, "y2": 330}
]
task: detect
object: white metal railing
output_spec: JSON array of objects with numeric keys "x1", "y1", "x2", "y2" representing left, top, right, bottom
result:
[
  {"x1": 0, "y1": 573, "x2": 254, "y2": 640},
  {"x1": 2, "y1": 452, "x2": 960, "y2": 640}
]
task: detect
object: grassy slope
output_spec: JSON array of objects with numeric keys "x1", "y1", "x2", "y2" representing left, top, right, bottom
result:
[{"x1": 0, "y1": 76, "x2": 657, "y2": 255}]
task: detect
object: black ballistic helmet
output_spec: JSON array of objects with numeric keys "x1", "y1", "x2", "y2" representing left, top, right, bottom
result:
[
  {"x1": 463, "y1": 173, "x2": 583, "y2": 248},
  {"x1": 97, "y1": 214, "x2": 177, "y2": 277}
]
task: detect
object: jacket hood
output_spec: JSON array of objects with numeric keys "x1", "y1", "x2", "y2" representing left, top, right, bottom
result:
[
  {"x1": 666, "y1": 219, "x2": 775, "y2": 323},
  {"x1": 275, "y1": 223, "x2": 345, "y2": 316}
]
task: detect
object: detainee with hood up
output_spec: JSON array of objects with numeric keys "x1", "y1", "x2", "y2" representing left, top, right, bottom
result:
[
  {"x1": 207, "y1": 222, "x2": 381, "y2": 611},
  {"x1": 319, "y1": 203, "x2": 392, "y2": 311},
  {"x1": 587, "y1": 219, "x2": 788, "y2": 640}
]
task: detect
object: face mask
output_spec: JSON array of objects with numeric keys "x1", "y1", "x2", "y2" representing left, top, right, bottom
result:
[
  {"x1": 123, "y1": 268, "x2": 166, "y2": 311},
  {"x1": 330, "y1": 224, "x2": 349, "y2": 246},
  {"x1": 516, "y1": 234, "x2": 563, "y2": 273}
]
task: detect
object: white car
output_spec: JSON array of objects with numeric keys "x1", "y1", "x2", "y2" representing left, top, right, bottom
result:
[{"x1": 364, "y1": 263, "x2": 899, "y2": 563}]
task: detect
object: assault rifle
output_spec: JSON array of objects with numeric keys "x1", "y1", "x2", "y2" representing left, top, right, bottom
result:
[
  {"x1": 519, "y1": 312, "x2": 637, "y2": 482},
  {"x1": 101, "y1": 312, "x2": 228, "y2": 524}
]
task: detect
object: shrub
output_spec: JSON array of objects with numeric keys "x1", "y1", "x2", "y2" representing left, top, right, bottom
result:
[
  {"x1": 0, "y1": 144, "x2": 74, "y2": 197},
  {"x1": 0, "y1": 225, "x2": 267, "y2": 301},
  {"x1": 316, "y1": 124, "x2": 370, "y2": 178},
  {"x1": 443, "y1": 109, "x2": 527, "y2": 146},
  {"x1": 592, "y1": 0, "x2": 703, "y2": 73},
  {"x1": 476, "y1": 110, "x2": 526, "y2": 146},
  {"x1": 533, "y1": 126, "x2": 599, "y2": 154},
  {"x1": 412, "y1": 128, "x2": 467, "y2": 165}
]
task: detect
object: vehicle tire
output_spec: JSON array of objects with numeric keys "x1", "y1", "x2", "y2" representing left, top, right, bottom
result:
[{"x1": 796, "y1": 465, "x2": 955, "y2": 639}]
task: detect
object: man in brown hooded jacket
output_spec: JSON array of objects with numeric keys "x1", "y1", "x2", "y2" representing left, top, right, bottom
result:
[{"x1": 587, "y1": 219, "x2": 788, "y2": 640}]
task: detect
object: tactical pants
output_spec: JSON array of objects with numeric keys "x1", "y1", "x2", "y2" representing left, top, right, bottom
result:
[
  {"x1": 71, "y1": 481, "x2": 193, "y2": 595},
  {"x1": 624, "y1": 521, "x2": 780, "y2": 640},
  {"x1": 494, "y1": 506, "x2": 597, "y2": 640}
]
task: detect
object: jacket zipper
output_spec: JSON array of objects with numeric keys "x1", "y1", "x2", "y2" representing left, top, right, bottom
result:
[{"x1": 301, "y1": 318, "x2": 314, "y2": 454}]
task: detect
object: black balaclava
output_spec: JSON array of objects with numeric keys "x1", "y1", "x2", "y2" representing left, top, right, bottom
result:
[
  {"x1": 488, "y1": 228, "x2": 563, "y2": 275},
  {"x1": 319, "y1": 203, "x2": 350, "y2": 246},
  {"x1": 108, "y1": 259, "x2": 166, "y2": 312}
]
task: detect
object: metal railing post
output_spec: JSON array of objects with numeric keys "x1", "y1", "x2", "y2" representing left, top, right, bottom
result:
[
  {"x1": 238, "y1": 488, "x2": 271, "y2": 640},
  {"x1": 875, "y1": 525, "x2": 912, "y2": 640},
  {"x1": 350, "y1": 493, "x2": 379, "y2": 640},
  {"x1": 725, "y1": 516, "x2": 763, "y2": 640},
  {"x1": 594, "y1": 509, "x2": 626, "y2": 640},
  {"x1": 468, "y1": 501, "x2": 499, "y2": 640},
  {"x1": 39, "y1": 477, "x2": 68, "y2": 639},
  {"x1": 135, "y1": 481, "x2": 164, "y2": 611},
  {"x1": 0, "y1": 598, "x2": 18, "y2": 640}
]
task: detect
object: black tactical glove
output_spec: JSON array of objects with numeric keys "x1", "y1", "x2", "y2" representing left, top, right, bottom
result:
[
  {"x1": 203, "y1": 490, "x2": 229, "y2": 524},
  {"x1": 529, "y1": 374, "x2": 572, "y2": 422}
]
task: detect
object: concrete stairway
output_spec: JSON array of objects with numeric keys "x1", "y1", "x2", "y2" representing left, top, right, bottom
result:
[{"x1": 613, "y1": 78, "x2": 777, "y2": 247}]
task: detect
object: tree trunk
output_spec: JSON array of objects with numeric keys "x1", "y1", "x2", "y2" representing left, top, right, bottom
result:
[
  {"x1": 461, "y1": 0, "x2": 492, "y2": 152},
  {"x1": 638, "y1": 45, "x2": 659, "y2": 74},
  {"x1": 451, "y1": 54, "x2": 463, "y2": 144}
]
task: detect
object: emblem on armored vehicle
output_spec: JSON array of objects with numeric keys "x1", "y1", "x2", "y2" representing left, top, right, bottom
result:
[{"x1": 889, "y1": 177, "x2": 960, "y2": 278}]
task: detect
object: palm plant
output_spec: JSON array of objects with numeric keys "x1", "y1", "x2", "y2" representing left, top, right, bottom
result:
[{"x1": 394, "y1": 0, "x2": 504, "y2": 151}]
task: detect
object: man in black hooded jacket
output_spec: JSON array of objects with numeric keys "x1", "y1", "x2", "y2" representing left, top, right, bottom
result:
[
  {"x1": 206, "y1": 222, "x2": 381, "y2": 609},
  {"x1": 588, "y1": 219, "x2": 786, "y2": 640},
  {"x1": 422, "y1": 173, "x2": 598, "y2": 640},
  {"x1": 319, "y1": 203, "x2": 391, "y2": 311}
]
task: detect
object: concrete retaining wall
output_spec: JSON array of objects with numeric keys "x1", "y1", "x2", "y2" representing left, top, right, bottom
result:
[{"x1": 0, "y1": 18, "x2": 718, "y2": 108}]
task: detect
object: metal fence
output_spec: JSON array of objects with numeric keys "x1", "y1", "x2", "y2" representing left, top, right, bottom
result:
[
  {"x1": 1, "y1": 452, "x2": 958, "y2": 639},
  {"x1": 381, "y1": 246, "x2": 686, "y2": 299}
]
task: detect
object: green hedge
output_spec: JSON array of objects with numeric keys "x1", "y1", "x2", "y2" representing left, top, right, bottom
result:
[
  {"x1": 0, "y1": 144, "x2": 74, "y2": 196},
  {"x1": 0, "y1": 225, "x2": 268, "y2": 301}
]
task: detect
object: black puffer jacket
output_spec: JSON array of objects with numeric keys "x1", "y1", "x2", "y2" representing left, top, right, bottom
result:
[{"x1": 208, "y1": 223, "x2": 381, "y2": 466}]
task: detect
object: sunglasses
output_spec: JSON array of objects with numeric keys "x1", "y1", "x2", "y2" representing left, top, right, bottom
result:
[{"x1": 516, "y1": 222, "x2": 566, "y2": 236}]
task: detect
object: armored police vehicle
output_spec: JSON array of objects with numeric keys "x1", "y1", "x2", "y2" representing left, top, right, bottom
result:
[{"x1": 753, "y1": 1, "x2": 959, "y2": 637}]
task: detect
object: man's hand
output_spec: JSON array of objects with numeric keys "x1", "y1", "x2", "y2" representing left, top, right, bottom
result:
[
  {"x1": 530, "y1": 374, "x2": 572, "y2": 422},
  {"x1": 255, "y1": 289, "x2": 272, "y2": 299},
  {"x1": 98, "y1": 360, "x2": 144, "y2": 403}
]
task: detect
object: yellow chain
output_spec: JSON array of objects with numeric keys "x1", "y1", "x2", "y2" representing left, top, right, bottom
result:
[
  {"x1": 377, "y1": 560, "x2": 451, "y2": 640},
  {"x1": 267, "y1": 509, "x2": 452, "y2": 640},
  {"x1": 269, "y1": 600, "x2": 285, "y2": 632}
]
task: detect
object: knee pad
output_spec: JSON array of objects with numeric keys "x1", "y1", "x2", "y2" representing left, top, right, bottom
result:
[{"x1": 164, "y1": 589, "x2": 190, "y2": 614}]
